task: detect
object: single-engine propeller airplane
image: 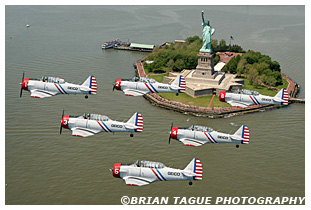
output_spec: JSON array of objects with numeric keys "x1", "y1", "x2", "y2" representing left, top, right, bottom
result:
[
  {"x1": 19, "y1": 72, "x2": 97, "y2": 99},
  {"x1": 113, "y1": 75, "x2": 186, "y2": 96},
  {"x1": 60, "y1": 110, "x2": 143, "y2": 137},
  {"x1": 219, "y1": 88, "x2": 289, "y2": 107},
  {"x1": 169, "y1": 123, "x2": 249, "y2": 148},
  {"x1": 111, "y1": 158, "x2": 202, "y2": 186}
]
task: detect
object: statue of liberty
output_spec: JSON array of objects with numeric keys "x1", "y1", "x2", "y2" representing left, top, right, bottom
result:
[{"x1": 200, "y1": 10, "x2": 215, "y2": 53}]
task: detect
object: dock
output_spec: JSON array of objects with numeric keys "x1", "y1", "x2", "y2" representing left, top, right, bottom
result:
[
  {"x1": 114, "y1": 42, "x2": 155, "y2": 52},
  {"x1": 102, "y1": 39, "x2": 155, "y2": 52}
]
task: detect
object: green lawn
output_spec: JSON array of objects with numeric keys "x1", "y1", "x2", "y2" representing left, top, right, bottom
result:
[
  {"x1": 158, "y1": 92, "x2": 231, "y2": 108},
  {"x1": 148, "y1": 73, "x2": 169, "y2": 83},
  {"x1": 242, "y1": 78, "x2": 288, "y2": 96}
]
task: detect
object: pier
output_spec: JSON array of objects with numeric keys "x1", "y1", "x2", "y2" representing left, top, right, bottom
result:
[{"x1": 102, "y1": 39, "x2": 155, "y2": 52}]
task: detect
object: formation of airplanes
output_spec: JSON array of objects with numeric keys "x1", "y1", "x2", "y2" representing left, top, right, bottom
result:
[
  {"x1": 219, "y1": 88, "x2": 289, "y2": 107},
  {"x1": 113, "y1": 75, "x2": 186, "y2": 96},
  {"x1": 169, "y1": 123, "x2": 249, "y2": 148},
  {"x1": 20, "y1": 72, "x2": 290, "y2": 186},
  {"x1": 60, "y1": 111, "x2": 143, "y2": 137},
  {"x1": 19, "y1": 72, "x2": 97, "y2": 99},
  {"x1": 111, "y1": 158, "x2": 202, "y2": 186}
]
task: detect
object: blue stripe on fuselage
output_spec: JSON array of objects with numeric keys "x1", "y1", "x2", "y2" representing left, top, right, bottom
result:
[
  {"x1": 253, "y1": 96, "x2": 260, "y2": 105},
  {"x1": 156, "y1": 169, "x2": 166, "y2": 181},
  {"x1": 58, "y1": 84, "x2": 67, "y2": 94},
  {"x1": 208, "y1": 133, "x2": 218, "y2": 143},
  {"x1": 149, "y1": 84, "x2": 158, "y2": 93},
  {"x1": 101, "y1": 121, "x2": 112, "y2": 132}
]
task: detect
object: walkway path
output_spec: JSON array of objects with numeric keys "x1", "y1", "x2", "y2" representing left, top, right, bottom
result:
[{"x1": 207, "y1": 94, "x2": 215, "y2": 108}]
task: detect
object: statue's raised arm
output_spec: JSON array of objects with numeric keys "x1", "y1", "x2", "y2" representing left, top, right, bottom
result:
[{"x1": 201, "y1": 10, "x2": 205, "y2": 25}]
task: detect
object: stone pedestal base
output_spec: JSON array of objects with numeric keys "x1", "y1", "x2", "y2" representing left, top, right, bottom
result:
[{"x1": 192, "y1": 52, "x2": 215, "y2": 78}]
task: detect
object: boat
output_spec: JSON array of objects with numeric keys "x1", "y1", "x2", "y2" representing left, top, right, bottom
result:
[{"x1": 102, "y1": 39, "x2": 120, "y2": 49}]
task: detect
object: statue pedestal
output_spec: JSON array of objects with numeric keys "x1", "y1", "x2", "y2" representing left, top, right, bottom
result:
[{"x1": 192, "y1": 52, "x2": 215, "y2": 79}]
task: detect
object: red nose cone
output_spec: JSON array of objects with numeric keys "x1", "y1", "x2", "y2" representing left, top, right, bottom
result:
[
  {"x1": 219, "y1": 91, "x2": 226, "y2": 102},
  {"x1": 170, "y1": 127, "x2": 179, "y2": 140},
  {"x1": 114, "y1": 79, "x2": 122, "y2": 91},
  {"x1": 61, "y1": 115, "x2": 70, "y2": 129},
  {"x1": 22, "y1": 78, "x2": 29, "y2": 90},
  {"x1": 112, "y1": 163, "x2": 121, "y2": 178}
]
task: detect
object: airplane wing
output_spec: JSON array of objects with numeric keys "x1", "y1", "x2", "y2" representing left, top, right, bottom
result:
[
  {"x1": 30, "y1": 89, "x2": 57, "y2": 98},
  {"x1": 123, "y1": 176, "x2": 151, "y2": 186},
  {"x1": 227, "y1": 100, "x2": 251, "y2": 108},
  {"x1": 71, "y1": 127, "x2": 101, "y2": 137},
  {"x1": 179, "y1": 138, "x2": 206, "y2": 147},
  {"x1": 123, "y1": 89, "x2": 147, "y2": 97}
]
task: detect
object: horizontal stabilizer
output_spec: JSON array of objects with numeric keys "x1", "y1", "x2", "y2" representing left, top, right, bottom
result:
[
  {"x1": 274, "y1": 88, "x2": 289, "y2": 105},
  {"x1": 171, "y1": 75, "x2": 186, "y2": 93},
  {"x1": 82, "y1": 76, "x2": 97, "y2": 95},
  {"x1": 184, "y1": 158, "x2": 203, "y2": 180},
  {"x1": 126, "y1": 112, "x2": 143, "y2": 132},
  {"x1": 233, "y1": 125, "x2": 250, "y2": 144}
]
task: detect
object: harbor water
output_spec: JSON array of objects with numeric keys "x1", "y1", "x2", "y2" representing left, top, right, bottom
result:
[{"x1": 5, "y1": 5, "x2": 305, "y2": 204}]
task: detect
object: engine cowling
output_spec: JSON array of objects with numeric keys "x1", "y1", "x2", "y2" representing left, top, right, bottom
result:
[
  {"x1": 61, "y1": 115, "x2": 70, "y2": 129},
  {"x1": 112, "y1": 163, "x2": 121, "y2": 178},
  {"x1": 219, "y1": 91, "x2": 226, "y2": 102},
  {"x1": 22, "y1": 78, "x2": 29, "y2": 91},
  {"x1": 170, "y1": 127, "x2": 179, "y2": 140},
  {"x1": 114, "y1": 79, "x2": 122, "y2": 91}
]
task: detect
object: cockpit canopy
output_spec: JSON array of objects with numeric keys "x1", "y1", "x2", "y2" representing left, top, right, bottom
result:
[
  {"x1": 42, "y1": 76, "x2": 65, "y2": 84},
  {"x1": 83, "y1": 113, "x2": 110, "y2": 121},
  {"x1": 123, "y1": 77, "x2": 157, "y2": 83},
  {"x1": 186, "y1": 125, "x2": 214, "y2": 132},
  {"x1": 235, "y1": 89, "x2": 259, "y2": 96},
  {"x1": 133, "y1": 160, "x2": 165, "y2": 169}
]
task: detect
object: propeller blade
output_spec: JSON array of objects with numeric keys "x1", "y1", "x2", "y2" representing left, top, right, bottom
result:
[
  {"x1": 19, "y1": 72, "x2": 25, "y2": 97},
  {"x1": 60, "y1": 109, "x2": 64, "y2": 134},
  {"x1": 169, "y1": 122, "x2": 173, "y2": 144},
  {"x1": 112, "y1": 83, "x2": 115, "y2": 91}
]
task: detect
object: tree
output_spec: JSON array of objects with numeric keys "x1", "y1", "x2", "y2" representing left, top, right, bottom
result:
[{"x1": 248, "y1": 66, "x2": 259, "y2": 85}]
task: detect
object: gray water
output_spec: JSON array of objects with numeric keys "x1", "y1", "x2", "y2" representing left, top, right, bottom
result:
[{"x1": 5, "y1": 5, "x2": 305, "y2": 204}]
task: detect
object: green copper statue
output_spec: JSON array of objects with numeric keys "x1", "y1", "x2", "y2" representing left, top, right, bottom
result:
[{"x1": 200, "y1": 10, "x2": 215, "y2": 53}]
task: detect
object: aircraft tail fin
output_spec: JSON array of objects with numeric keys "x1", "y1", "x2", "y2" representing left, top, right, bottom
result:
[
  {"x1": 274, "y1": 88, "x2": 289, "y2": 105},
  {"x1": 184, "y1": 158, "x2": 203, "y2": 180},
  {"x1": 82, "y1": 76, "x2": 97, "y2": 95},
  {"x1": 127, "y1": 112, "x2": 143, "y2": 132},
  {"x1": 171, "y1": 75, "x2": 186, "y2": 93},
  {"x1": 233, "y1": 125, "x2": 250, "y2": 144}
]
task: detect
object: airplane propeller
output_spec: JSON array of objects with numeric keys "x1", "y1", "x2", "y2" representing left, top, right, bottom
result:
[
  {"x1": 60, "y1": 109, "x2": 64, "y2": 134},
  {"x1": 168, "y1": 122, "x2": 173, "y2": 144},
  {"x1": 19, "y1": 72, "x2": 25, "y2": 97},
  {"x1": 112, "y1": 83, "x2": 115, "y2": 91}
]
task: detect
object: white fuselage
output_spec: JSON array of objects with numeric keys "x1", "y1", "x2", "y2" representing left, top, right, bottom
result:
[
  {"x1": 121, "y1": 81, "x2": 179, "y2": 94},
  {"x1": 119, "y1": 166, "x2": 189, "y2": 182},
  {"x1": 224, "y1": 92, "x2": 280, "y2": 106},
  {"x1": 27, "y1": 80, "x2": 88, "y2": 95},
  {"x1": 176, "y1": 129, "x2": 237, "y2": 144},
  {"x1": 67, "y1": 118, "x2": 136, "y2": 133}
]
